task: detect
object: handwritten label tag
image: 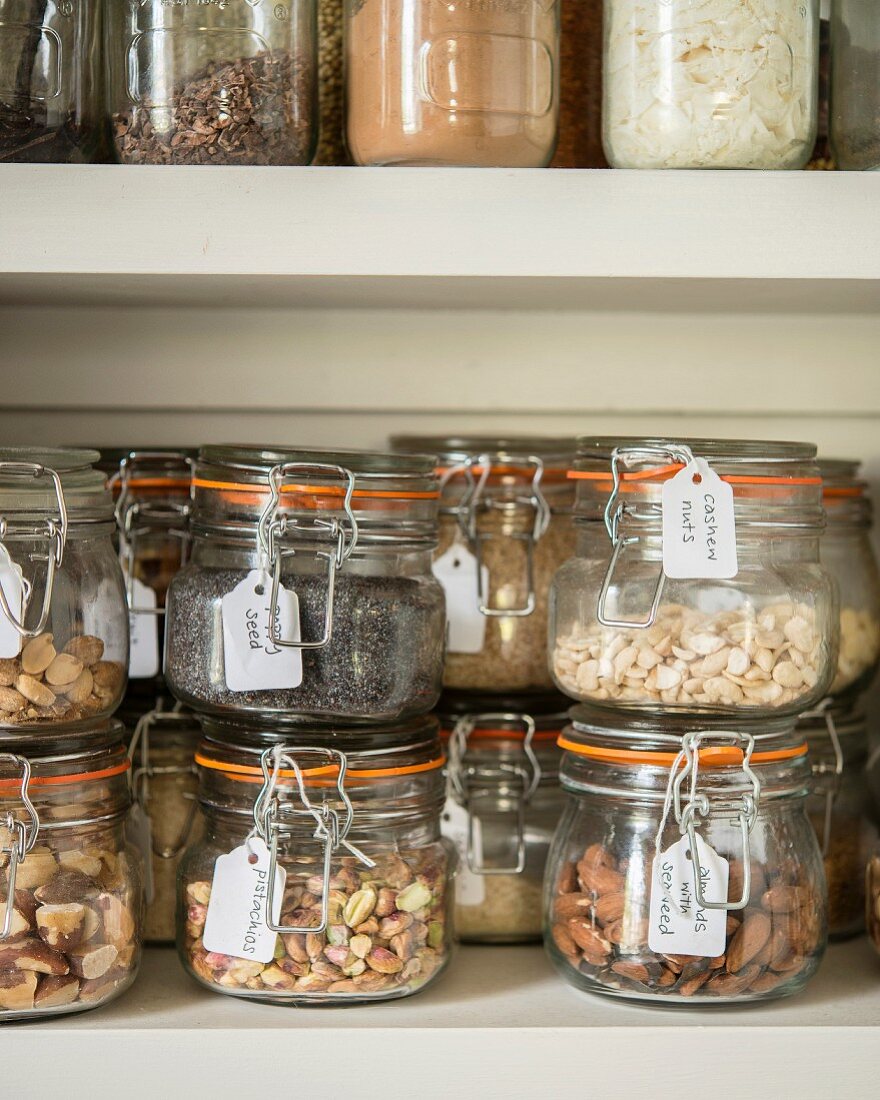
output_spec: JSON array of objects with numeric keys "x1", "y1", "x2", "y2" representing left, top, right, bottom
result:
[
  {"x1": 126, "y1": 802, "x2": 155, "y2": 905},
  {"x1": 442, "y1": 797, "x2": 486, "y2": 906},
  {"x1": 662, "y1": 459, "x2": 738, "y2": 580},
  {"x1": 128, "y1": 578, "x2": 160, "y2": 679},
  {"x1": 0, "y1": 547, "x2": 25, "y2": 659},
  {"x1": 221, "y1": 569, "x2": 302, "y2": 692},
  {"x1": 648, "y1": 834, "x2": 729, "y2": 957},
  {"x1": 433, "y1": 545, "x2": 488, "y2": 655},
  {"x1": 203, "y1": 838, "x2": 285, "y2": 963}
]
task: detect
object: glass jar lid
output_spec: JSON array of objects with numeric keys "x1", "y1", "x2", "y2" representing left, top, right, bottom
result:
[
  {"x1": 819, "y1": 458, "x2": 872, "y2": 528},
  {"x1": 0, "y1": 448, "x2": 112, "y2": 523}
]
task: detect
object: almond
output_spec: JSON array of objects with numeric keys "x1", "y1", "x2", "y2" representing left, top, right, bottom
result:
[
  {"x1": 760, "y1": 885, "x2": 810, "y2": 914},
  {"x1": 62, "y1": 668, "x2": 93, "y2": 704},
  {"x1": 551, "y1": 922, "x2": 578, "y2": 957},
  {"x1": 553, "y1": 893, "x2": 594, "y2": 920},
  {"x1": 593, "y1": 891, "x2": 625, "y2": 925},
  {"x1": 20, "y1": 633, "x2": 55, "y2": 675},
  {"x1": 568, "y1": 920, "x2": 612, "y2": 958},
  {"x1": 44, "y1": 653, "x2": 83, "y2": 687},
  {"x1": 15, "y1": 675, "x2": 56, "y2": 708},
  {"x1": 708, "y1": 965, "x2": 761, "y2": 997},
  {"x1": 577, "y1": 859, "x2": 624, "y2": 896},
  {"x1": 611, "y1": 959, "x2": 650, "y2": 983},
  {"x1": 726, "y1": 911, "x2": 772, "y2": 973}
]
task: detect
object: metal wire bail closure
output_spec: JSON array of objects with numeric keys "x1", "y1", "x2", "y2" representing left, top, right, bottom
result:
[
  {"x1": 802, "y1": 699, "x2": 843, "y2": 859},
  {"x1": 0, "y1": 462, "x2": 68, "y2": 638},
  {"x1": 113, "y1": 451, "x2": 194, "y2": 616},
  {"x1": 128, "y1": 709, "x2": 198, "y2": 860},
  {"x1": 448, "y1": 712, "x2": 540, "y2": 875},
  {"x1": 457, "y1": 453, "x2": 550, "y2": 619},
  {"x1": 252, "y1": 745, "x2": 375, "y2": 935},
  {"x1": 596, "y1": 443, "x2": 695, "y2": 630},
  {"x1": 0, "y1": 755, "x2": 40, "y2": 940},
  {"x1": 256, "y1": 463, "x2": 358, "y2": 650}
]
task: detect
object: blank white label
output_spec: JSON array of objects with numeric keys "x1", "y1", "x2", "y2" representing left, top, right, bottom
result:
[
  {"x1": 128, "y1": 578, "x2": 160, "y2": 679},
  {"x1": 126, "y1": 802, "x2": 155, "y2": 906},
  {"x1": 662, "y1": 459, "x2": 738, "y2": 580},
  {"x1": 433, "y1": 545, "x2": 488, "y2": 655},
  {"x1": 203, "y1": 838, "x2": 285, "y2": 964},
  {"x1": 221, "y1": 569, "x2": 302, "y2": 692},
  {"x1": 648, "y1": 834, "x2": 729, "y2": 957},
  {"x1": 0, "y1": 547, "x2": 24, "y2": 659},
  {"x1": 442, "y1": 797, "x2": 486, "y2": 906}
]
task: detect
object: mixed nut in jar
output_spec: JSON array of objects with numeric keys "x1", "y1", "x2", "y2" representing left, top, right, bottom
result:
[
  {"x1": 178, "y1": 718, "x2": 453, "y2": 1004},
  {"x1": 439, "y1": 694, "x2": 566, "y2": 944},
  {"x1": 0, "y1": 449, "x2": 128, "y2": 729},
  {"x1": 0, "y1": 727, "x2": 142, "y2": 1019},
  {"x1": 551, "y1": 438, "x2": 837, "y2": 716},
  {"x1": 545, "y1": 710, "x2": 827, "y2": 1004},
  {"x1": 165, "y1": 446, "x2": 445, "y2": 722},
  {"x1": 391, "y1": 436, "x2": 576, "y2": 694}
]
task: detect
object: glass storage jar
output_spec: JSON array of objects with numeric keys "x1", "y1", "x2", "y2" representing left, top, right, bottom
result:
[
  {"x1": 439, "y1": 694, "x2": 566, "y2": 944},
  {"x1": 801, "y1": 702, "x2": 875, "y2": 940},
  {"x1": 0, "y1": 448, "x2": 128, "y2": 730},
  {"x1": 545, "y1": 709, "x2": 827, "y2": 1004},
  {"x1": 550, "y1": 438, "x2": 837, "y2": 717},
  {"x1": 0, "y1": 727, "x2": 142, "y2": 1019},
  {"x1": 392, "y1": 436, "x2": 576, "y2": 694},
  {"x1": 819, "y1": 460, "x2": 880, "y2": 696},
  {"x1": 831, "y1": 0, "x2": 880, "y2": 170},
  {"x1": 106, "y1": 0, "x2": 318, "y2": 165},
  {"x1": 551, "y1": 0, "x2": 606, "y2": 168},
  {"x1": 165, "y1": 446, "x2": 445, "y2": 722},
  {"x1": 178, "y1": 718, "x2": 453, "y2": 1004},
  {"x1": 869, "y1": 841, "x2": 880, "y2": 957},
  {"x1": 0, "y1": 0, "x2": 105, "y2": 162},
  {"x1": 602, "y1": 0, "x2": 820, "y2": 169},
  {"x1": 345, "y1": 0, "x2": 561, "y2": 167}
]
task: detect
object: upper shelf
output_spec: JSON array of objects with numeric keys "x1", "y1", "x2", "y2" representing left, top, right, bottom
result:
[{"x1": 2, "y1": 165, "x2": 879, "y2": 312}]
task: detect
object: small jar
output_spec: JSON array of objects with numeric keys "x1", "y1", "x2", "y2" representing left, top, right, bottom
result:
[
  {"x1": 0, "y1": 729, "x2": 142, "y2": 1019},
  {"x1": 0, "y1": 448, "x2": 128, "y2": 730},
  {"x1": 178, "y1": 719, "x2": 453, "y2": 1004},
  {"x1": 551, "y1": 0, "x2": 606, "y2": 169},
  {"x1": 800, "y1": 703, "x2": 875, "y2": 940},
  {"x1": 819, "y1": 460, "x2": 880, "y2": 697},
  {"x1": 392, "y1": 436, "x2": 575, "y2": 694},
  {"x1": 0, "y1": 0, "x2": 105, "y2": 162},
  {"x1": 545, "y1": 710, "x2": 827, "y2": 1004},
  {"x1": 551, "y1": 438, "x2": 837, "y2": 717},
  {"x1": 345, "y1": 0, "x2": 561, "y2": 167},
  {"x1": 603, "y1": 0, "x2": 820, "y2": 169},
  {"x1": 831, "y1": 0, "x2": 880, "y2": 170},
  {"x1": 439, "y1": 694, "x2": 566, "y2": 944},
  {"x1": 165, "y1": 446, "x2": 445, "y2": 723},
  {"x1": 106, "y1": 0, "x2": 318, "y2": 165}
]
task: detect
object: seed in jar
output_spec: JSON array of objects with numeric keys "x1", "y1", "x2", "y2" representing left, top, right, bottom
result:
[
  {"x1": 20, "y1": 633, "x2": 56, "y2": 675},
  {"x1": 44, "y1": 654, "x2": 83, "y2": 686}
]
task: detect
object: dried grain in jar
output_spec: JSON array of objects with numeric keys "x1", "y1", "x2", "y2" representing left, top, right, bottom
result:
[{"x1": 551, "y1": 0, "x2": 606, "y2": 168}]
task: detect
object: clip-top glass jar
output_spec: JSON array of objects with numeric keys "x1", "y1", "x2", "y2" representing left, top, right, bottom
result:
[
  {"x1": 602, "y1": 0, "x2": 820, "y2": 169},
  {"x1": 551, "y1": 438, "x2": 837, "y2": 717},
  {"x1": 830, "y1": 1, "x2": 880, "y2": 171},
  {"x1": 0, "y1": 727, "x2": 142, "y2": 1019},
  {"x1": 392, "y1": 436, "x2": 575, "y2": 694},
  {"x1": 165, "y1": 446, "x2": 445, "y2": 723},
  {"x1": 178, "y1": 718, "x2": 453, "y2": 1004},
  {"x1": 818, "y1": 460, "x2": 880, "y2": 697},
  {"x1": 345, "y1": 0, "x2": 561, "y2": 167},
  {"x1": 545, "y1": 709, "x2": 827, "y2": 1004},
  {"x1": 0, "y1": 449, "x2": 128, "y2": 730},
  {"x1": 439, "y1": 694, "x2": 566, "y2": 944},
  {"x1": 106, "y1": 0, "x2": 318, "y2": 165}
]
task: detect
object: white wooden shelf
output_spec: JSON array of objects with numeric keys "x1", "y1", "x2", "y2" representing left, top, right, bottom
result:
[
  {"x1": 6, "y1": 942, "x2": 880, "y2": 1097},
  {"x1": 1, "y1": 165, "x2": 879, "y2": 311}
]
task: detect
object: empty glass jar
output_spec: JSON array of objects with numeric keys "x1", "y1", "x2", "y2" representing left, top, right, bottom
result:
[
  {"x1": 831, "y1": 0, "x2": 880, "y2": 170},
  {"x1": 545, "y1": 709, "x2": 827, "y2": 1004},
  {"x1": 550, "y1": 438, "x2": 837, "y2": 717}
]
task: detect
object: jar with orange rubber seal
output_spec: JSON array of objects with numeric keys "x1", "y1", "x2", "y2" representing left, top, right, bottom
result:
[
  {"x1": 177, "y1": 716, "x2": 453, "y2": 1004},
  {"x1": 164, "y1": 446, "x2": 445, "y2": 723},
  {"x1": 550, "y1": 438, "x2": 838, "y2": 716},
  {"x1": 544, "y1": 708, "x2": 827, "y2": 1004}
]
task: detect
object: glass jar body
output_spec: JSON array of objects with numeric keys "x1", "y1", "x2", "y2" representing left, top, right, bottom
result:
[
  {"x1": 345, "y1": 0, "x2": 561, "y2": 167},
  {"x1": 106, "y1": 0, "x2": 318, "y2": 165},
  {"x1": 822, "y1": 526, "x2": 880, "y2": 696},
  {"x1": 868, "y1": 846, "x2": 880, "y2": 956},
  {"x1": 602, "y1": 0, "x2": 820, "y2": 169},
  {"x1": 831, "y1": 1, "x2": 880, "y2": 170}
]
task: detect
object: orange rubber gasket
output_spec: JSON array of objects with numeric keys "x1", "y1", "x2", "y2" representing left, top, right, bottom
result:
[
  {"x1": 557, "y1": 736, "x2": 808, "y2": 768},
  {"x1": 195, "y1": 751, "x2": 446, "y2": 785},
  {"x1": 192, "y1": 477, "x2": 439, "y2": 502},
  {"x1": 111, "y1": 478, "x2": 192, "y2": 491},
  {"x1": 823, "y1": 487, "x2": 865, "y2": 499},
  {"x1": 0, "y1": 760, "x2": 131, "y2": 792},
  {"x1": 440, "y1": 728, "x2": 561, "y2": 743},
  {"x1": 568, "y1": 467, "x2": 822, "y2": 486},
  {"x1": 437, "y1": 465, "x2": 571, "y2": 481}
]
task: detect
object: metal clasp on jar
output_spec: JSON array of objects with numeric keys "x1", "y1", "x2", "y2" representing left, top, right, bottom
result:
[
  {"x1": 0, "y1": 462, "x2": 68, "y2": 638},
  {"x1": 448, "y1": 712, "x2": 540, "y2": 875},
  {"x1": 803, "y1": 699, "x2": 843, "y2": 859},
  {"x1": 252, "y1": 744, "x2": 375, "y2": 935},
  {"x1": 128, "y1": 708, "x2": 198, "y2": 859},
  {"x1": 256, "y1": 463, "x2": 359, "y2": 650},
  {"x1": 0, "y1": 755, "x2": 40, "y2": 940},
  {"x1": 596, "y1": 443, "x2": 695, "y2": 630}
]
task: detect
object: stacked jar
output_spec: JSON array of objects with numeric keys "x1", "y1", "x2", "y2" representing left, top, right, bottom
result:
[
  {"x1": 545, "y1": 437, "x2": 836, "y2": 1004},
  {"x1": 0, "y1": 449, "x2": 143, "y2": 1020},
  {"x1": 391, "y1": 436, "x2": 575, "y2": 944},
  {"x1": 164, "y1": 446, "x2": 453, "y2": 1005}
]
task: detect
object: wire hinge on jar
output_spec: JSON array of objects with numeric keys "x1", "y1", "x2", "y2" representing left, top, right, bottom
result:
[
  {"x1": 802, "y1": 698, "x2": 843, "y2": 859},
  {"x1": 252, "y1": 744, "x2": 376, "y2": 935},
  {"x1": 0, "y1": 755, "x2": 39, "y2": 941},
  {"x1": 256, "y1": 463, "x2": 359, "y2": 650},
  {"x1": 128, "y1": 709, "x2": 198, "y2": 859},
  {"x1": 0, "y1": 462, "x2": 68, "y2": 638},
  {"x1": 448, "y1": 713, "x2": 540, "y2": 875},
  {"x1": 654, "y1": 730, "x2": 761, "y2": 913}
]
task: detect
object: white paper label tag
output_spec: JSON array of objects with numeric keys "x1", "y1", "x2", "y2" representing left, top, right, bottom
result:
[
  {"x1": 203, "y1": 838, "x2": 285, "y2": 963},
  {"x1": 661, "y1": 458, "x2": 738, "y2": 580},
  {"x1": 126, "y1": 802, "x2": 155, "y2": 905},
  {"x1": 221, "y1": 569, "x2": 302, "y2": 692},
  {"x1": 648, "y1": 834, "x2": 729, "y2": 957},
  {"x1": 442, "y1": 797, "x2": 486, "y2": 906},
  {"x1": 0, "y1": 547, "x2": 25, "y2": 659},
  {"x1": 128, "y1": 578, "x2": 160, "y2": 679},
  {"x1": 433, "y1": 545, "x2": 489, "y2": 655}
]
